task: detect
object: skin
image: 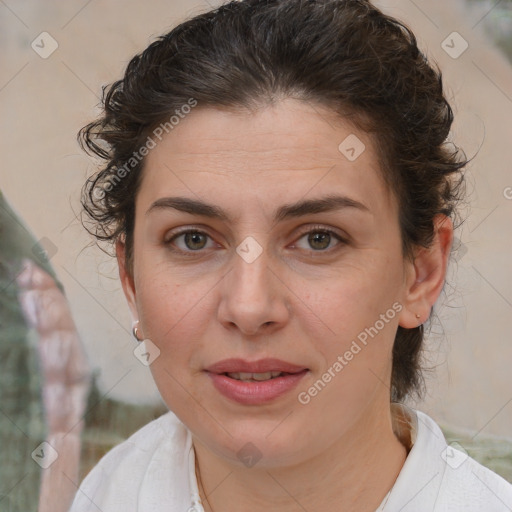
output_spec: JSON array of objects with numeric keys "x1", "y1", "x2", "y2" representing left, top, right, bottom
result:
[{"x1": 117, "y1": 98, "x2": 453, "y2": 512}]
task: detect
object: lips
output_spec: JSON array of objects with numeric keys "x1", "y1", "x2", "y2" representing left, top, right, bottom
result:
[{"x1": 204, "y1": 358, "x2": 309, "y2": 405}]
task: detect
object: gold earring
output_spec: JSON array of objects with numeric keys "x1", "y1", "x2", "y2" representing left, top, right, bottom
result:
[
  {"x1": 132, "y1": 320, "x2": 143, "y2": 342},
  {"x1": 415, "y1": 313, "x2": 421, "y2": 319}
]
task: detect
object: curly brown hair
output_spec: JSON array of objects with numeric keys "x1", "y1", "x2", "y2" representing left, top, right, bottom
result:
[{"x1": 79, "y1": 0, "x2": 467, "y2": 402}]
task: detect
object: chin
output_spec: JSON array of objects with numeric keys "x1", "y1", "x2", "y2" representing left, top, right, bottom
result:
[{"x1": 191, "y1": 415, "x2": 314, "y2": 469}]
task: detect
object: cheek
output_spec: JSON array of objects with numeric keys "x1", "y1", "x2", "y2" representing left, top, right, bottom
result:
[
  {"x1": 300, "y1": 276, "x2": 400, "y2": 416},
  {"x1": 134, "y1": 263, "x2": 219, "y2": 367},
  {"x1": 303, "y1": 263, "x2": 402, "y2": 393},
  {"x1": 311, "y1": 261, "x2": 402, "y2": 336},
  {"x1": 138, "y1": 280, "x2": 200, "y2": 343},
  {"x1": 135, "y1": 274, "x2": 210, "y2": 409}
]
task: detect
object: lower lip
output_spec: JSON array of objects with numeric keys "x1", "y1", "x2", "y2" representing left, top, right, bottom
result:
[{"x1": 206, "y1": 370, "x2": 308, "y2": 405}]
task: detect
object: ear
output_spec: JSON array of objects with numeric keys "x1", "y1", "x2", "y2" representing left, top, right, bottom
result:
[
  {"x1": 116, "y1": 238, "x2": 139, "y2": 326},
  {"x1": 398, "y1": 214, "x2": 453, "y2": 328}
]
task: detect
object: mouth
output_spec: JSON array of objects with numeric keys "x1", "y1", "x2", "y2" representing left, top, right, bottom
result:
[{"x1": 204, "y1": 358, "x2": 309, "y2": 405}]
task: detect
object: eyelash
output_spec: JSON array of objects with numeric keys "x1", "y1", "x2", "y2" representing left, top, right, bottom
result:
[{"x1": 164, "y1": 225, "x2": 347, "y2": 257}]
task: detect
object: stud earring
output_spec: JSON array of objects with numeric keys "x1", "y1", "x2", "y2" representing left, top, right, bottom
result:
[{"x1": 415, "y1": 313, "x2": 421, "y2": 319}]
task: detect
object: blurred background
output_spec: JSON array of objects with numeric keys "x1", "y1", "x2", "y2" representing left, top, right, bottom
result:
[{"x1": 1, "y1": 0, "x2": 512, "y2": 509}]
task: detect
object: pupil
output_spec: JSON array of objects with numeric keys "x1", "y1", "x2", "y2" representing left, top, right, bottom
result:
[
  {"x1": 309, "y1": 232, "x2": 330, "y2": 250},
  {"x1": 185, "y1": 232, "x2": 206, "y2": 250}
]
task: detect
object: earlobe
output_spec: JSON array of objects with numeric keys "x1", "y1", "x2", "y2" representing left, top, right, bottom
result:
[{"x1": 398, "y1": 215, "x2": 453, "y2": 329}]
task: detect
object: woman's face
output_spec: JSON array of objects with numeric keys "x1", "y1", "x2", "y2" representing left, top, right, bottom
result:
[{"x1": 119, "y1": 99, "x2": 420, "y2": 467}]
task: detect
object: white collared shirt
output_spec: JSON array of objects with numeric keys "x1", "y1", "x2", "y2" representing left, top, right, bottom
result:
[{"x1": 69, "y1": 406, "x2": 512, "y2": 511}]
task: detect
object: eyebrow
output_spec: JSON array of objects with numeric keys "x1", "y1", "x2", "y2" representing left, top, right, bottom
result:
[{"x1": 145, "y1": 194, "x2": 370, "y2": 223}]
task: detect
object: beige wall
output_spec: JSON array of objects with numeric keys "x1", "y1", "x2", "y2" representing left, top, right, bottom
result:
[{"x1": 1, "y1": 0, "x2": 511, "y2": 437}]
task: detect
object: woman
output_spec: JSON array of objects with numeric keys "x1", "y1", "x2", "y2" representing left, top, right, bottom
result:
[{"x1": 70, "y1": 0, "x2": 512, "y2": 510}]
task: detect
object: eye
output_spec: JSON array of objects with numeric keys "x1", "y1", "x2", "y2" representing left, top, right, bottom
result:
[
  {"x1": 164, "y1": 229, "x2": 216, "y2": 254},
  {"x1": 164, "y1": 225, "x2": 347, "y2": 256},
  {"x1": 293, "y1": 226, "x2": 346, "y2": 252}
]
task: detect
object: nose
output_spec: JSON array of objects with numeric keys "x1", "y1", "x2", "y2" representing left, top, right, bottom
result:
[{"x1": 217, "y1": 243, "x2": 290, "y2": 337}]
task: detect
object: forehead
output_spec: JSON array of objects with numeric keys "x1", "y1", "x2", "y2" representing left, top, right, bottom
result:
[{"x1": 138, "y1": 99, "x2": 395, "y2": 219}]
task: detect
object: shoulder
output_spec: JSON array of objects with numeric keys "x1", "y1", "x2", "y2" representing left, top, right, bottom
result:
[
  {"x1": 69, "y1": 411, "x2": 192, "y2": 512},
  {"x1": 387, "y1": 407, "x2": 512, "y2": 512},
  {"x1": 432, "y1": 418, "x2": 512, "y2": 511},
  {"x1": 84, "y1": 409, "x2": 189, "y2": 472}
]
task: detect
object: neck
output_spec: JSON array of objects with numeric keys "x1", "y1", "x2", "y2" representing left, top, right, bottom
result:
[{"x1": 194, "y1": 401, "x2": 407, "y2": 512}]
